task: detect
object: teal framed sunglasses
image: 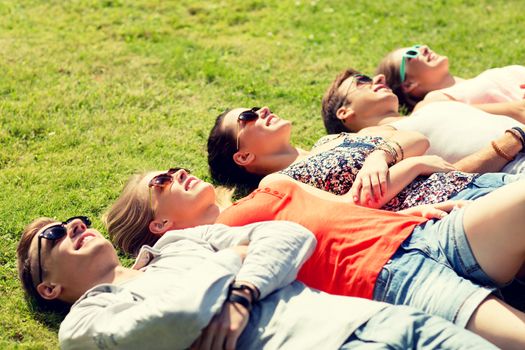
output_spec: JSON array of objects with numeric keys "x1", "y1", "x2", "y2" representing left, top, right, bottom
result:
[{"x1": 399, "y1": 44, "x2": 422, "y2": 83}]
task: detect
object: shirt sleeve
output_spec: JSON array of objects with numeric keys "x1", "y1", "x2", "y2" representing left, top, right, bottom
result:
[
  {"x1": 59, "y1": 249, "x2": 241, "y2": 350},
  {"x1": 195, "y1": 221, "x2": 316, "y2": 299}
]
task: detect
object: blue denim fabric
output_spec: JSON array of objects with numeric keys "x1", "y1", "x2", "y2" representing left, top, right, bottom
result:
[
  {"x1": 340, "y1": 305, "x2": 497, "y2": 349},
  {"x1": 450, "y1": 173, "x2": 524, "y2": 201},
  {"x1": 373, "y1": 208, "x2": 498, "y2": 328}
]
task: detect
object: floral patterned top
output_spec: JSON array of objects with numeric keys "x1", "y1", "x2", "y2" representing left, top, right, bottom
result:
[{"x1": 278, "y1": 133, "x2": 478, "y2": 211}]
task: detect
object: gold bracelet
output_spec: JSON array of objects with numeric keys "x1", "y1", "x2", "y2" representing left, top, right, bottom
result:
[
  {"x1": 491, "y1": 140, "x2": 514, "y2": 161},
  {"x1": 389, "y1": 140, "x2": 404, "y2": 162},
  {"x1": 376, "y1": 143, "x2": 397, "y2": 166}
]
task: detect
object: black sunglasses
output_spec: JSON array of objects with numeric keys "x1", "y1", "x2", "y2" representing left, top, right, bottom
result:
[
  {"x1": 236, "y1": 107, "x2": 261, "y2": 150},
  {"x1": 342, "y1": 74, "x2": 374, "y2": 105},
  {"x1": 37, "y1": 216, "x2": 92, "y2": 285}
]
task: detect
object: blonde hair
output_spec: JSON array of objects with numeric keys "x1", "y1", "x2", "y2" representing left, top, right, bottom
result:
[
  {"x1": 17, "y1": 217, "x2": 71, "y2": 314},
  {"x1": 104, "y1": 173, "x2": 158, "y2": 256},
  {"x1": 104, "y1": 172, "x2": 233, "y2": 256}
]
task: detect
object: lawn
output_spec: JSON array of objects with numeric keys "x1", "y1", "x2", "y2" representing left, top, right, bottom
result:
[{"x1": 1, "y1": 0, "x2": 524, "y2": 348}]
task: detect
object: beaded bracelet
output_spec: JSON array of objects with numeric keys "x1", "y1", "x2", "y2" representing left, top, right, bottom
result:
[
  {"x1": 491, "y1": 140, "x2": 514, "y2": 162},
  {"x1": 376, "y1": 142, "x2": 398, "y2": 166},
  {"x1": 389, "y1": 140, "x2": 405, "y2": 162}
]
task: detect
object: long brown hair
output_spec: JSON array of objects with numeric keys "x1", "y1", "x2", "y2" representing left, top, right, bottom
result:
[{"x1": 17, "y1": 217, "x2": 71, "y2": 314}]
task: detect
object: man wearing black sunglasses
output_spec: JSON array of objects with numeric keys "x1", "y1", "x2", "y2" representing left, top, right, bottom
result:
[{"x1": 17, "y1": 217, "x2": 494, "y2": 349}]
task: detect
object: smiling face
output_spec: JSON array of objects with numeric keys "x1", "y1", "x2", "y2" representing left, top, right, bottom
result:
[
  {"x1": 222, "y1": 106, "x2": 293, "y2": 157},
  {"x1": 394, "y1": 45, "x2": 450, "y2": 96},
  {"x1": 144, "y1": 168, "x2": 219, "y2": 232},
  {"x1": 28, "y1": 218, "x2": 118, "y2": 303},
  {"x1": 336, "y1": 74, "x2": 399, "y2": 130}
]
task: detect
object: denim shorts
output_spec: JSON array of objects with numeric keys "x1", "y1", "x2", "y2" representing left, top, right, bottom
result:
[
  {"x1": 340, "y1": 305, "x2": 496, "y2": 349},
  {"x1": 450, "y1": 172, "x2": 524, "y2": 201},
  {"x1": 372, "y1": 208, "x2": 500, "y2": 328}
]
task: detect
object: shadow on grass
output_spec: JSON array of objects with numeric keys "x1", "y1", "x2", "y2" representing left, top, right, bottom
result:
[{"x1": 26, "y1": 295, "x2": 66, "y2": 333}]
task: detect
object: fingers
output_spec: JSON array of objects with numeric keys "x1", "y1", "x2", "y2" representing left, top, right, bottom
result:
[
  {"x1": 359, "y1": 176, "x2": 373, "y2": 205},
  {"x1": 224, "y1": 328, "x2": 241, "y2": 350},
  {"x1": 423, "y1": 208, "x2": 448, "y2": 219},
  {"x1": 351, "y1": 177, "x2": 363, "y2": 203},
  {"x1": 370, "y1": 174, "x2": 382, "y2": 202}
]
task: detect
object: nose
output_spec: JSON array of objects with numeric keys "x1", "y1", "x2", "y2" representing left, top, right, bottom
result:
[
  {"x1": 420, "y1": 45, "x2": 429, "y2": 55},
  {"x1": 67, "y1": 219, "x2": 88, "y2": 238},
  {"x1": 258, "y1": 106, "x2": 270, "y2": 119},
  {"x1": 175, "y1": 169, "x2": 188, "y2": 184},
  {"x1": 373, "y1": 74, "x2": 386, "y2": 85}
]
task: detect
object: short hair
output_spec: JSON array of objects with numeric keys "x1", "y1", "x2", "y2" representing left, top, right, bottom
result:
[
  {"x1": 376, "y1": 49, "x2": 421, "y2": 112},
  {"x1": 104, "y1": 173, "x2": 159, "y2": 256},
  {"x1": 17, "y1": 217, "x2": 71, "y2": 315},
  {"x1": 207, "y1": 109, "x2": 263, "y2": 191},
  {"x1": 321, "y1": 68, "x2": 362, "y2": 134}
]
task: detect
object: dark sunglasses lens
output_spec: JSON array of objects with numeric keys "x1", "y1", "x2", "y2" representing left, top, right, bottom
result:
[
  {"x1": 65, "y1": 216, "x2": 92, "y2": 227},
  {"x1": 41, "y1": 225, "x2": 67, "y2": 240},
  {"x1": 405, "y1": 49, "x2": 419, "y2": 57},
  {"x1": 250, "y1": 107, "x2": 261, "y2": 112},
  {"x1": 356, "y1": 75, "x2": 373, "y2": 83},
  {"x1": 167, "y1": 167, "x2": 183, "y2": 175},
  {"x1": 238, "y1": 110, "x2": 259, "y2": 122},
  {"x1": 152, "y1": 174, "x2": 173, "y2": 187}
]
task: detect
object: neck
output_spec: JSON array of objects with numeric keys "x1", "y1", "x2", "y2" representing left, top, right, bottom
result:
[
  {"x1": 349, "y1": 111, "x2": 403, "y2": 131},
  {"x1": 63, "y1": 264, "x2": 140, "y2": 304},
  {"x1": 423, "y1": 73, "x2": 457, "y2": 93},
  {"x1": 251, "y1": 144, "x2": 305, "y2": 174}
]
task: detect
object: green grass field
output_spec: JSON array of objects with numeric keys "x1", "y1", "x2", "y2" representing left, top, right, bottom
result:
[{"x1": 1, "y1": 0, "x2": 525, "y2": 347}]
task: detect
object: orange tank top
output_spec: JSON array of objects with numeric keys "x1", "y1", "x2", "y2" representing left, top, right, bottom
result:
[{"x1": 216, "y1": 179, "x2": 427, "y2": 299}]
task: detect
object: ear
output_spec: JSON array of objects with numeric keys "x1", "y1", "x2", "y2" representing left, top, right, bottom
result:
[
  {"x1": 401, "y1": 79, "x2": 418, "y2": 94},
  {"x1": 233, "y1": 151, "x2": 255, "y2": 167},
  {"x1": 149, "y1": 219, "x2": 171, "y2": 235},
  {"x1": 336, "y1": 106, "x2": 355, "y2": 124},
  {"x1": 37, "y1": 282, "x2": 63, "y2": 301}
]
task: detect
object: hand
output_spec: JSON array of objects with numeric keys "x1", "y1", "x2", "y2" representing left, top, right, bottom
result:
[
  {"x1": 350, "y1": 150, "x2": 390, "y2": 206},
  {"x1": 412, "y1": 155, "x2": 457, "y2": 175},
  {"x1": 190, "y1": 298, "x2": 250, "y2": 350},
  {"x1": 398, "y1": 200, "x2": 471, "y2": 219}
]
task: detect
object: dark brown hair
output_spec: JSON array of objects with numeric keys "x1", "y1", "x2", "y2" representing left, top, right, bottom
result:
[
  {"x1": 321, "y1": 68, "x2": 362, "y2": 134},
  {"x1": 207, "y1": 109, "x2": 263, "y2": 191},
  {"x1": 17, "y1": 217, "x2": 71, "y2": 315}
]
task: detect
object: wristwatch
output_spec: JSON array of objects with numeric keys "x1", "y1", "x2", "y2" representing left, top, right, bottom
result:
[{"x1": 230, "y1": 282, "x2": 259, "y2": 302}]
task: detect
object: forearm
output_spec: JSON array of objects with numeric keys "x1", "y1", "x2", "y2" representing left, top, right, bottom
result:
[
  {"x1": 201, "y1": 221, "x2": 316, "y2": 299},
  {"x1": 454, "y1": 131, "x2": 523, "y2": 173},
  {"x1": 474, "y1": 102, "x2": 525, "y2": 123},
  {"x1": 361, "y1": 128, "x2": 429, "y2": 158},
  {"x1": 371, "y1": 158, "x2": 422, "y2": 208}
]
